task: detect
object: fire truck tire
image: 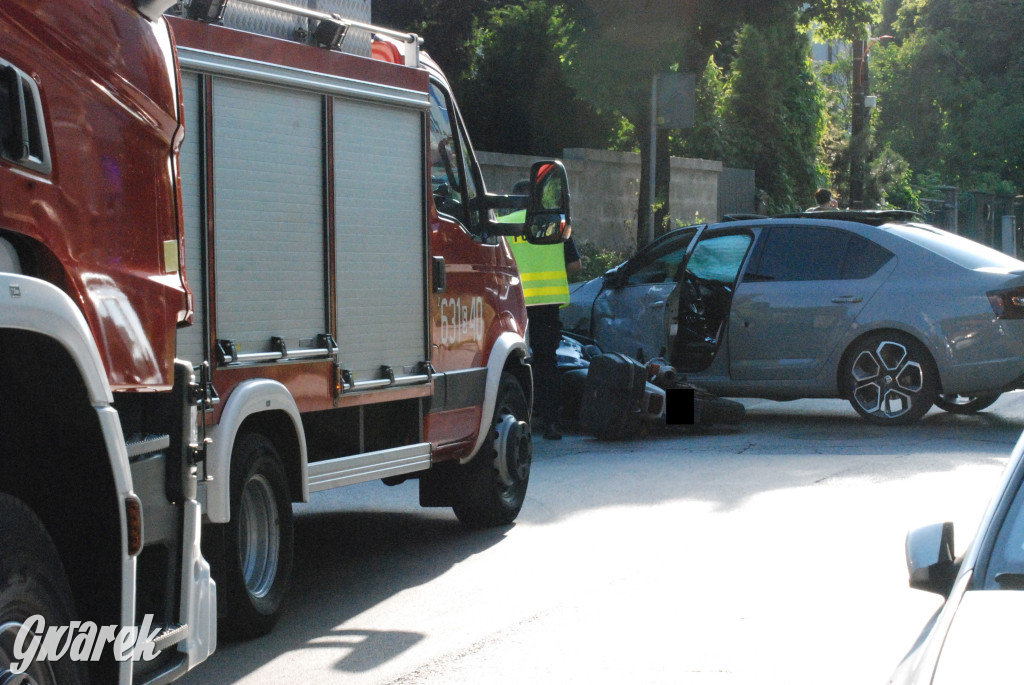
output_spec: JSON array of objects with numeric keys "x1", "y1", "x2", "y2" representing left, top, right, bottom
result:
[
  {"x1": 0, "y1": 493, "x2": 86, "y2": 685},
  {"x1": 223, "y1": 434, "x2": 294, "y2": 640},
  {"x1": 452, "y1": 373, "x2": 531, "y2": 528}
]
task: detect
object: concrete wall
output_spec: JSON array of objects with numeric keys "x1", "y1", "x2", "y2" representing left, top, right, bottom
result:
[
  {"x1": 477, "y1": 148, "x2": 753, "y2": 255},
  {"x1": 668, "y1": 157, "x2": 722, "y2": 228},
  {"x1": 562, "y1": 148, "x2": 644, "y2": 254}
]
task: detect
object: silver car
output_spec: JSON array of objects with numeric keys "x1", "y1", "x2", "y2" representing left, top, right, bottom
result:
[
  {"x1": 564, "y1": 211, "x2": 1024, "y2": 425},
  {"x1": 890, "y1": 430, "x2": 1024, "y2": 683}
]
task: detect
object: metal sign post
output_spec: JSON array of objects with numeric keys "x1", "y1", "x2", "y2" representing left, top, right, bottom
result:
[{"x1": 647, "y1": 72, "x2": 695, "y2": 244}]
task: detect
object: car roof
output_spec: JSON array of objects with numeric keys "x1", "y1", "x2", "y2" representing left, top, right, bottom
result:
[
  {"x1": 704, "y1": 210, "x2": 1024, "y2": 274},
  {"x1": 705, "y1": 210, "x2": 936, "y2": 243},
  {"x1": 716, "y1": 209, "x2": 921, "y2": 227},
  {"x1": 771, "y1": 209, "x2": 922, "y2": 225},
  {"x1": 646, "y1": 212, "x2": 905, "y2": 249}
]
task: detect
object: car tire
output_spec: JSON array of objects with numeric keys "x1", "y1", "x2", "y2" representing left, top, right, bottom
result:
[
  {"x1": 934, "y1": 392, "x2": 1001, "y2": 415},
  {"x1": 452, "y1": 373, "x2": 531, "y2": 528},
  {"x1": 222, "y1": 433, "x2": 294, "y2": 640},
  {"x1": 0, "y1": 493, "x2": 86, "y2": 685},
  {"x1": 842, "y1": 332, "x2": 937, "y2": 425}
]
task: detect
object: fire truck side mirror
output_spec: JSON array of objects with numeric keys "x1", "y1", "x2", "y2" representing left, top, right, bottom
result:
[
  {"x1": 525, "y1": 160, "x2": 570, "y2": 245},
  {"x1": 135, "y1": 0, "x2": 179, "y2": 21}
]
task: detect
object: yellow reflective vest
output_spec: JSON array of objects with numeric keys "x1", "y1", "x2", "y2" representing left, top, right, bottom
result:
[{"x1": 500, "y1": 210, "x2": 570, "y2": 307}]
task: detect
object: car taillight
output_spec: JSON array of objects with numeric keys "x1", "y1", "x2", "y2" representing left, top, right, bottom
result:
[{"x1": 987, "y1": 286, "x2": 1024, "y2": 319}]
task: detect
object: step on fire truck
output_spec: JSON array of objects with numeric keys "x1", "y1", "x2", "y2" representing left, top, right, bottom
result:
[{"x1": 0, "y1": 0, "x2": 569, "y2": 681}]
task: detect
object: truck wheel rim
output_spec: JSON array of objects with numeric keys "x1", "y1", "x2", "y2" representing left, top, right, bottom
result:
[
  {"x1": 0, "y1": 621, "x2": 54, "y2": 685},
  {"x1": 493, "y1": 414, "x2": 531, "y2": 488},
  {"x1": 239, "y1": 474, "x2": 280, "y2": 599}
]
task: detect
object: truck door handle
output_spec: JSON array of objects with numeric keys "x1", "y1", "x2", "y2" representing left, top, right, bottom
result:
[
  {"x1": 432, "y1": 256, "x2": 446, "y2": 293},
  {"x1": 831, "y1": 295, "x2": 862, "y2": 304}
]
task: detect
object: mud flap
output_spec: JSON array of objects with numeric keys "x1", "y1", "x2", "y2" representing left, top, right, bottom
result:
[{"x1": 181, "y1": 498, "x2": 217, "y2": 669}]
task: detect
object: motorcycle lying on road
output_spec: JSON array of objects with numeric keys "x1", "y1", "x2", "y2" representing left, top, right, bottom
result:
[{"x1": 556, "y1": 333, "x2": 745, "y2": 440}]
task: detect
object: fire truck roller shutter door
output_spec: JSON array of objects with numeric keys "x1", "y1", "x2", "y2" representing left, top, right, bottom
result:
[
  {"x1": 212, "y1": 77, "x2": 327, "y2": 358},
  {"x1": 333, "y1": 96, "x2": 427, "y2": 383}
]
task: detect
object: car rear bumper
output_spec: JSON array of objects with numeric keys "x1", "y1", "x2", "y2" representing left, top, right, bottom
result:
[
  {"x1": 937, "y1": 318, "x2": 1024, "y2": 394},
  {"x1": 941, "y1": 357, "x2": 1024, "y2": 394}
]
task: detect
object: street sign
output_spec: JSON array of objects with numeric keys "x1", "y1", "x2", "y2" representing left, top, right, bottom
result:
[{"x1": 656, "y1": 72, "x2": 695, "y2": 129}]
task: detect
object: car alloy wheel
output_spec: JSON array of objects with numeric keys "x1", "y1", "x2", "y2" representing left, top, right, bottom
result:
[{"x1": 845, "y1": 333, "x2": 936, "y2": 425}]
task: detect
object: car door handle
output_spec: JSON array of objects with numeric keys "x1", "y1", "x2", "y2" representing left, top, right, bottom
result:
[{"x1": 831, "y1": 295, "x2": 862, "y2": 304}]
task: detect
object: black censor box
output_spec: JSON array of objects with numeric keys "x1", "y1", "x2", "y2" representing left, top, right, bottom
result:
[{"x1": 665, "y1": 387, "x2": 696, "y2": 425}]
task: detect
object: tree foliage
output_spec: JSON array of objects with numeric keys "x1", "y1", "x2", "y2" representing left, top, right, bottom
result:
[
  {"x1": 376, "y1": 0, "x2": 1008, "y2": 235},
  {"x1": 867, "y1": 145, "x2": 921, "y2": 210},
  {"x1": 454, "y1": 1, "x2": 619, "y2": 156},
  {"x1": 670, "y1": 57, "x2": 728, "y2": 163},
  {"x1": 554, "y1": 0, "x2": 874, "y2": 238},
  {"x1": 801, "y1": 0, "x2": 879, "y2": 41},
  {"x1": 720, "y1": 22, "x2": 827, "y2": 213},
  {"x1": 671, "y1": 26, "x2": 828, "y2": 215},
  {"x1": 559, "y1": 0, "x2": 812, "y2": 122},
  {"x1": 873, "y1": 0, "x2": 1024, "y2": 193},
  {"x1": 371, "y1": 0, "x2": 510, "y2": 79}
]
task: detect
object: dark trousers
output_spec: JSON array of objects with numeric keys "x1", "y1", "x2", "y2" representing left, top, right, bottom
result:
[{"x1": 529, "y1": 304, "x2": 562, "y2": 423}]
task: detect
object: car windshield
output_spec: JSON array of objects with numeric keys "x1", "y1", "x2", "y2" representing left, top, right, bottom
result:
[
  {"x1": 982, "y1": 469, "x2": 1024, "y2": 590},
  {"x1": 687, "y1": 233, "x2": 752, "y2": 283},
  {"x1": 885, "y1": 222, "x2": 1024, "y2": 272},
  {"x1": 624, "y1": 228, "x2": 698, "y2": 285}
]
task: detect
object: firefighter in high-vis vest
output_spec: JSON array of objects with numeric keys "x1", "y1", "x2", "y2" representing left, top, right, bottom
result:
[{"x1": 502, "y1": 186, "x2": 581, "y2": 439}]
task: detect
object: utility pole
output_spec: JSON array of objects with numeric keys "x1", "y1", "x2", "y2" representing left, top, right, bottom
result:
[
  {"x1": 849, "y1": 34, "x2": 892, "y2": 209},
  {"x1": 646, "y1": 75, "x2": 659, "y2": 246},
  {"x1": 849, "y1": 37, "x2": 867, "y2": 209}
]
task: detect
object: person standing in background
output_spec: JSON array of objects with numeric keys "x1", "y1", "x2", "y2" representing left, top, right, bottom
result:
[
  {"x1": 503, "y1": 180, "x2": 580, "y2": 439},
  {"x1": 807, "y1": 188, "x2": 839, "y2": 212}
]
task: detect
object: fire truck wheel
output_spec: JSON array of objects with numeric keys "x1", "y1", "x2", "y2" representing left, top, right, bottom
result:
[
  {"x1": 0, "y1": 493, "x2": 86, "y2": 685},
  {"x1": 452, "y1": 373, "x2": 531, "y2": 528},
  {"x1": 223, "y1": 434, "x2": 294, "y2": 640}
]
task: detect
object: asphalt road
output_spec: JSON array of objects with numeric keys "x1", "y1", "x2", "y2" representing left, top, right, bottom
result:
[{"x1": 179, "y1": 393, "x2": 1024, "y2": 684}]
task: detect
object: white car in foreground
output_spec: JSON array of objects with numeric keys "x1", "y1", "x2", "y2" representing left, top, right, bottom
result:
[{"x1": 890, "y1": 432, "x2": 1024, "y2": 683}]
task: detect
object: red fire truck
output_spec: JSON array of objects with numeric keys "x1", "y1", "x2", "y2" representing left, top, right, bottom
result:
[{"x1": 0, "y1": 0, "x2": 568, "y2": 681}]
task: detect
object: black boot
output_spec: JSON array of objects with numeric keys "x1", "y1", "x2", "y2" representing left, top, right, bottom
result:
[{"x1": 542, "y1": 418, "x2": 562, "y2": 440}]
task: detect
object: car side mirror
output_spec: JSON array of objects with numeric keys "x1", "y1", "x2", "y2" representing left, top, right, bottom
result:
[
  {"x1": 603, "y1": 265, "x2": 625, "y2": 289},
  {"x1": 906, "y1": 522, "x2": 958, "y2": 597},
  {"x1": 525, "y1": 160, "x2": 570, "y2": 245}
]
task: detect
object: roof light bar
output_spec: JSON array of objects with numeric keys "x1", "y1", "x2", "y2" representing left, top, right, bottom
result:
[{"x1": 229, "y1": 0, "x2": 422, "y2": 64}]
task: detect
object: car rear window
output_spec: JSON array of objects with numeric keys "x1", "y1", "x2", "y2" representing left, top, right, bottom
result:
[
  {"x1": 885, "y1": 222, "x2": 1024, "y2": 272},
  {"x1": 843, "y1": 235, "x2": 894, "y2": 279}
]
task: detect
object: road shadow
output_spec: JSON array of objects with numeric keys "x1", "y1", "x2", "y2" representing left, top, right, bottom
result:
[
  {"x1": 179, "y1": 509, "x2": 508, "y2": 682},
  {"x1": 739, "y1": 398, "x2": 1024, "y2": 443},
  {"x1": 520, "y1": 396, "x2": 1022, "y2": 522},
  {"x1": 180, "y1": 396, "x2": 1023, "y2": 681}
]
